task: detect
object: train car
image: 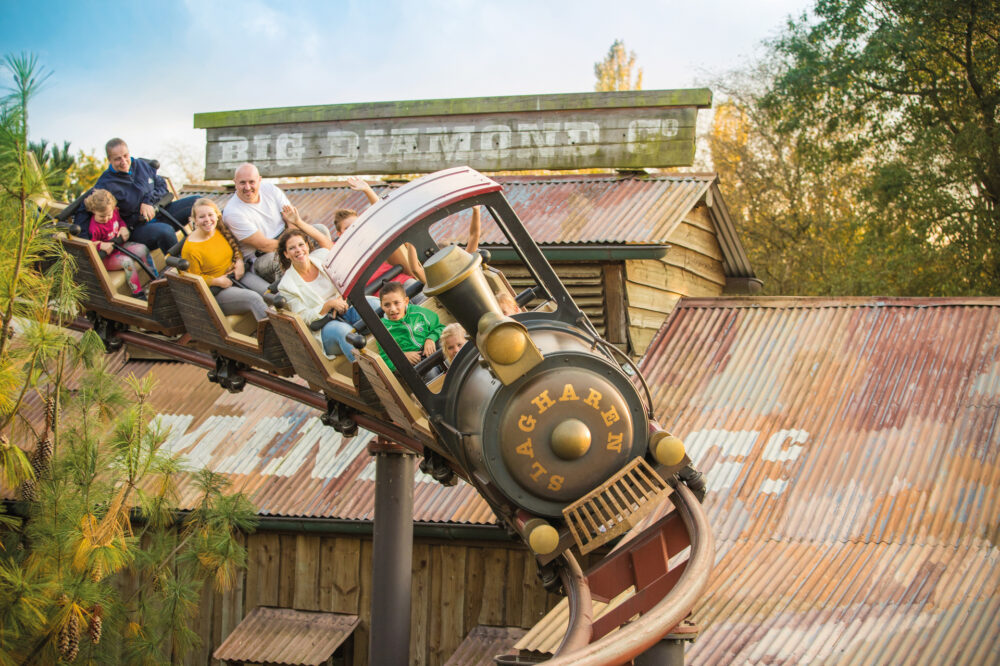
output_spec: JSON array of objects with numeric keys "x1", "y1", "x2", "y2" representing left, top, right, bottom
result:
[
  {"x1": 60, "y1": 166, "x2": 702, "y2": 561},
  {"x1": 321, "y1": 166, "x2": 699, "y2": 559},
  {"x1": 60, "y1": 231, "x2": 186, "y2": 348},
  {"x1": 162, "y1": 264, "x2": 295, "y2": 389}
]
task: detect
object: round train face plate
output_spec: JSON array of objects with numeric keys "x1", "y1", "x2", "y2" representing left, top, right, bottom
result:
[{"x1": 483, "y1": 354, "x2": 639, "y2": 510}]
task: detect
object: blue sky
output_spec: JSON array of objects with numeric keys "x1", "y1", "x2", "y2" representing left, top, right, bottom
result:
[{"x1": 1, "y1": 0, "x2": 812, "y2": 183}]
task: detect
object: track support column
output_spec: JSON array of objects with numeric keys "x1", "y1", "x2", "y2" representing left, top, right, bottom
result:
[
  {"x1": 367, "y1": 437, "x2": 415, "y2": 666},
  {"x1": 634, "y1": 625, "x2": 698, "y2": 666}
]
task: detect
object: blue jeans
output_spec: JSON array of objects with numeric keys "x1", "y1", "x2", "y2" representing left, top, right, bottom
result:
[
  {"x1": 130, "y1": 220, "x2": 178, "y2": 254},
  {"x1": 131, "y1": 196, "x2": 198, "y2": 254},
  {"x1": 320, "y1": 296, "x2": 378, "y2": 358}
]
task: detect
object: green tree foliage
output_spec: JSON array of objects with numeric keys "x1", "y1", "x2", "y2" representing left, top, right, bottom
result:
[
  {"x1": 64, "y1": 151, "x2": 105, "y2": 202},
  {"x1": 25, "y1": 142, "x2": 102, "y2": 202},
  {"x1": 0, "y1": 53, "x2": 257, "y2": 664},
  {"x1": 28, "y1": 140, "x2": 75, "y2": 201},
  {"x1": 708, "y1": 61, "x2": 868, "y2": 294},
  {"x1": 759, "y1": 0, "x2": 1000, "y2": 295},
  {"x1": 594, "y1": 39, "x2": 643, "y2": 92}
]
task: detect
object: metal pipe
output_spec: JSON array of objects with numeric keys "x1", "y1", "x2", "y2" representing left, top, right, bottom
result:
[
  {"x1": 542, "y1": 483, "x2": 714, "y2": 666},
  {"x1": 117, "y1": 330, "x2": 214, "y2": 368},
  {"x1": 552, "y1": 552, "x2": 592, "y2": 656},
  {"x1": 368, "y1": 439, "x2": 415, "y2": 666},
  {"x1": 234, "y1": 367, "x2": 327, "y2": 410}
]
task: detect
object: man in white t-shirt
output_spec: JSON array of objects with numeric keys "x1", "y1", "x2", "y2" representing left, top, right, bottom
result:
[{"x1": 222, "y1": 163, "x2": 331, "y2": 281}]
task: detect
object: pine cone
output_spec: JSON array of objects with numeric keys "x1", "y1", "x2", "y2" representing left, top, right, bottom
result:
[
  {"x1": 45, "y1": 396, "x2": 56, "y2": 431},
  {"x1": 19, "y1": 478, "x2": 37, "y2": 502},
  {"x1": 58, "y1": 612, "x2": 80, "y2": 662},
  {"x1": 90, "y1": 561, "x2": 104, "y2": 583},
  {"x1": 88, "y1": 606, "x2": 103, "y2": 645},
  {"x1": 31, "y1": 438, "x2": 52, "y2": 478}
]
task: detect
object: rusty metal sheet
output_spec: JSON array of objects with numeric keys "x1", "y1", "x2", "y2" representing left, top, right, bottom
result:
[
  {"x1": 182, "y1": 172, "x2": 715, "y2": 247},
  {"x1": 639, "y1": 297, "x2": 1000, "y2": 665},
  {"x1": 444, "y1": 625, "x2": 528, "y2": 666},
  {"x1": 212, "y1": 606, "x2": 359, "y2": 665},
  {"x1": 4, "y1": 352, "x2": 494, "y2": 524},
  {"x1": 640, "y1": 297, "x2": 1000, "y2": 548}
]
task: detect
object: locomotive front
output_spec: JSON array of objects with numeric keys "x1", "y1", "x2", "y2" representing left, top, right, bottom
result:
[
  {"x1": 329, "y1": 167, "x2": 698, "y2": 558},
  {"x1": 426, "y1": 244, "x2": 652, "y2": 521}
]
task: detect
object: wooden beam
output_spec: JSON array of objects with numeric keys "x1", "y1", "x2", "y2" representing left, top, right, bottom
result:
[
  {"x1": 194, "y1": 89, "x2": 713, "y2": 128},
  {"x1": 602, "y1": 263, "x2": 630, "y2": 349}
]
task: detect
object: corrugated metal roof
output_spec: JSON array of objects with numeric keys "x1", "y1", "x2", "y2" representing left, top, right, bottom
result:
[
  {"x1": 6, "y1": 351, "x2": 495, "y2": 524},
  {"x1": 444, "y1": 625, "x2": 528, "y2": 666},
  {"x1": 517, "y1": 297, "x2": 1000, "y2": 663},
  {"x1": 212, "y1": 606, "x2": 358, "y2": 665},
  {"x1": 649, "y1": 297, "x2": 1000, "y2": 664},
  {"x1": 513, "y1": 588, "x2": 637, "y2": 657},
  {"x1": 642, "y1": 297, "x2": 1000, "y2": 548},
  {"x1": 184, "y1": 172, "x2": 720, "y2": 247}
]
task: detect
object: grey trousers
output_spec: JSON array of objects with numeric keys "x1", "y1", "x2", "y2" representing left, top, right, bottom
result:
[
  {"x1": 252, "y1": 223, "x2": 333, "y2": 283},
  {"x1": 214, "y1": 271, "x2": 271, "y2": 321}
]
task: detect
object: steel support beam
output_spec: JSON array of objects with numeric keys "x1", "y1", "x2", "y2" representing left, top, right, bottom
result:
[
  {"x1": 368, "y1": 437, "x2": 416, "y2": 666},
  {"x1": 634, "y1": 637, "x2": 686, "y2": 666}
]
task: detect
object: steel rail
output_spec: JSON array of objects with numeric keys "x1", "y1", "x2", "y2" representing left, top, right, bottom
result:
[
  {"x1": 67, "y1": 319, "x2": 425, "y2": 452},
  {"x1": 552, "y1": 552, "x2": 593, "y2": 656},
  {"x1": 543, "y1": 483, "x2": 714, "y2": 666}
]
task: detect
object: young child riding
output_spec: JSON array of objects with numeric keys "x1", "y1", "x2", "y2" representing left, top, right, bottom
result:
[
  {"x1": 84, "y1": 188, "x2": 156, "y2": 298},
  {"x1": 377, "y1": 281, "x2": 443, "y2": 372}
]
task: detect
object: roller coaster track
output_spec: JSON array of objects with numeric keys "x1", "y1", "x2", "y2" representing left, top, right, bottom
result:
[{"x1": 65, "y1": 317, "x2": 714, "y2": 665}]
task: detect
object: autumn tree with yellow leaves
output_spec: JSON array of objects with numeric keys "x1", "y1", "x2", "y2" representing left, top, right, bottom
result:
[
  {"x1": 0, "y1": 53, "x2": 256, "y2": 665},
  {"x1": 594, "y1": 39, "x2": 643, "y2": 92},
  {"x1": 710, "y1": 0, "x2": 1000, "y2": 295}
]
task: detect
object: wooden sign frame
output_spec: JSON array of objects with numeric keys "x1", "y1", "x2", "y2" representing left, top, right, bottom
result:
[{"x1": 195, "y1": 89, "x2": 711, "y2": 178}]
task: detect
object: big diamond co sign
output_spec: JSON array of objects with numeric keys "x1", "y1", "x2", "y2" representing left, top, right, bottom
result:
[{"x1": 195, "y1": 89, "x2": 711, "y2": 178}]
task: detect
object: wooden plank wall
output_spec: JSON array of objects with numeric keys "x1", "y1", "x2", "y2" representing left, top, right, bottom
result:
[
  {"x1": 181, "y1": 530, "x2": 560, "y2": 666},
  {"x1": 625, "y1": 204, "x2": 726, "y2": 356},
  {"x1": 497, "y1": 262, "x2": 606, "y2": 335}
]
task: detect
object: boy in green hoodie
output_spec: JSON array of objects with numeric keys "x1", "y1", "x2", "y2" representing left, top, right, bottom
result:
[{"x1": 378, "y1": 282, "x2": 444, "y2": 372}]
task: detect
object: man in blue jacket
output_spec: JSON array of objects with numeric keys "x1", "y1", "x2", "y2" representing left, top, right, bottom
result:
[{"x1": 74, "y1": 138, "x2": 197, "y2": 253}]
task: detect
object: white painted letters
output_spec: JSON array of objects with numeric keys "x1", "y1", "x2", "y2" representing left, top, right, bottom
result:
[
  {"x1": 480, "y1": 125, "x2": 512, "y2": 159},
  {"x1": 218, "y1": 136, "x2": 249, "y2": 164},
  {"x1": 427, "y1": 126, "x2": 474, "y2": 160},
  {"x1": 326, "y1": 131, "x2": 359, "y2": 163},
  {"x1": 275, "y1": 133, "x2": 304, "y2": 166},
  {"x1": 517, "y1": 123, "x2": 559, "y2": 159},
  {"x1": 564, "y1": 121, "x2": 600, "y2": 156},
  {"x1": 364, "y1": 129, "x2": 386, "y2": 159},
  {"x1": 388, "y1": 128, "x2": 420, "y2": 159}
]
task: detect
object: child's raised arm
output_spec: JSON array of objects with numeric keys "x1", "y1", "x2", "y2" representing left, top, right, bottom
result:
[
  {"x1": 466, "y1": 206, "x2": 481, "y2": 255},
  {"x1": 346, "y1": 176, "x2": 379, "y2": 206}
]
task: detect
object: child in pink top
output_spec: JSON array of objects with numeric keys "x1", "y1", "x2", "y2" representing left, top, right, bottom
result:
[{"x1": 84, "y1": 189, "x2": 157, "y2": 296}]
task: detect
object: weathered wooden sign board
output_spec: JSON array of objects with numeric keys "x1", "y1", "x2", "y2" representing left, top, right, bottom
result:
[{"x1": 194, "y1": 89, "x2": 711, "y2": 178}]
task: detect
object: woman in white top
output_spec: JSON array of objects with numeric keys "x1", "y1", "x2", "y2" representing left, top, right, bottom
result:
[{"x1": 276, "y1": 212, "x2": 376, "y2": 359}]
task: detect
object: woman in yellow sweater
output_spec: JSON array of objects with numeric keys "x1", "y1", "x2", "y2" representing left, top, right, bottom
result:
[{"x1": 181, "y1": 198, "x2": 269, "y2": 320}]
